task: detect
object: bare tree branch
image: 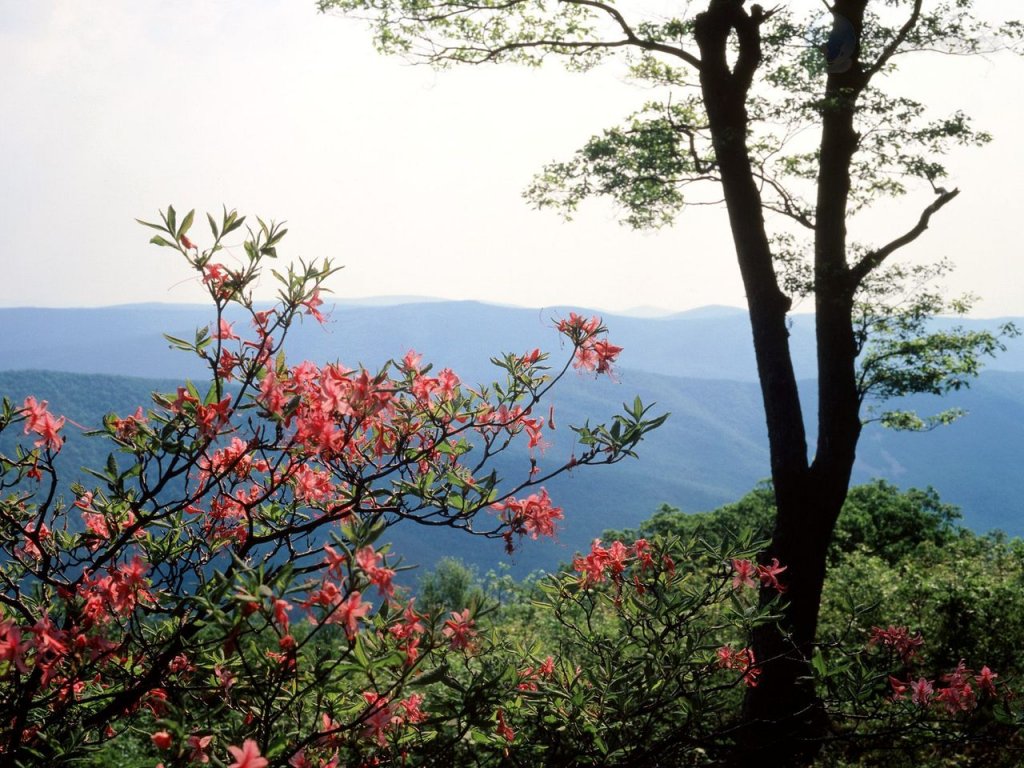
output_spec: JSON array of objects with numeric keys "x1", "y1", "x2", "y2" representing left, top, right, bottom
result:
[
  {"x1": 862, "y1": 0, "x2": 924, "y2": 78},
  {"x1": 755, "y1": 172, "x2": 815, "y2": 230},
  {"x1": 849, "y1": 188, "x2": 959, "y2": 286},
  {"x1": 570, "y1": 0, "x2": 702, "y2": 69}
]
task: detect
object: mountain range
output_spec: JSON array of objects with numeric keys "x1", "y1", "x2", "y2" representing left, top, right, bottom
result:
[{"x1": 1, "y1": 301, "x2": 1021, "y2": 578}]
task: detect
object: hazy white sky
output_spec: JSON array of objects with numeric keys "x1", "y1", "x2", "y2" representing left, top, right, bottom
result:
[{"x1": 1, "y1": 1, "x2": 1021, "y2": 316}]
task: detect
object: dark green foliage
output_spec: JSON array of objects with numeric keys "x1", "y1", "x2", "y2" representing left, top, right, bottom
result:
[
  {"x1": 605, "y1": 480, "x2": 965, "y2": 567},
  {"x1": 421, "y1": 480, "x2": 1024, "y2": 767}
]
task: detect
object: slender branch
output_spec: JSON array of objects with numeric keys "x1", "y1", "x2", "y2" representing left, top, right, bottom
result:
[
  {"x1": 755, "y1": 172, "x2": 815, "y2": 230},
  {"x1": 438, "y1": 33, "x2": 700, "y2": 69},
  {"x1": 665, "y1": 105, "x2": 714, "y2": 174},
  {"x1": 863, "y1": 0, "x2": 924, "y2": 78},
  {"x1": 848, "y1": 188, "x2": 959, "y2": 286},
  {"x1": 412, "y1": 0, "x2": 702, "y2": 69},
  {"x1": 570, "y1": 0, "x2": 702, "y2": 69}
]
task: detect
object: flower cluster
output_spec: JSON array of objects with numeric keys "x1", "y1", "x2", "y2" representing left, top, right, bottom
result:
[
  {"x1": 889, "y1": 660, "x2": 999, "y2": 714},
  {"x1": 731, "y1": 557, "x2": 787, "y2": 593},
  {"x1": 869, "y1": 624, "x2": 924, "y2": 663},
  {"x1": 557, "y1": 313, "x2": 623, "y2": 374},
  {"x1": 21, "y1": 396, "x2": 66, "y2": 451},
  {"x1": 716, "y1": 644, "x2": 761, "y2": 687},
  {"x1": 493, "y1": 488, "x2": 564, "y2": 543},
  {"x1": 874, "y1": 627, "x2": 1002, "y2": 716}
]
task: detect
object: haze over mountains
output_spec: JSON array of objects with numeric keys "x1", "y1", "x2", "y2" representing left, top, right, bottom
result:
[{"x1": 1, "y1": 300, "x2": 1021, "y2": 577}]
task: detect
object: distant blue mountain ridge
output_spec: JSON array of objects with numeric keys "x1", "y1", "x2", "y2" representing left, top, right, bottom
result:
[
  {"x1": 0, "y1": 302, "x2": 1021, "y2": 578},
  {"x1": 1, "y1": 300, "x2": 1020, "y2": 382}
]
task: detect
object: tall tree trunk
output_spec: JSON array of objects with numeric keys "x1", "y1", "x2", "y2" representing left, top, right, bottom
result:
[{"x1": 695, "y1": 1, "x2": 868, "y2": 763}]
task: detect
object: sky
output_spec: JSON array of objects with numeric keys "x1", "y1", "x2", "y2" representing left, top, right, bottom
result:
[{"x1": 1, "y1": 1, "x2": 1021, "y2": 316}]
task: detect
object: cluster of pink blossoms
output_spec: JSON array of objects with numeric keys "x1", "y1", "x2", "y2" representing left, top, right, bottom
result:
[
  {"x1": 572, "y1": 538, "x2": 663, "y2": 588},
  {"x1": 299, "y1": 544, "x2": 397, "y2": 639},
  {"x1": 869, "y1": 624, "x2": 924, "y2": 663},
  {"x1": 492, "y1": 488, "x2": 564, "y2": 546},
  {"x1": 731, "y1": 557, "x2": 787, "y2": 593},
  {"x1": 556, "y1": 313, "x2": 623, "y2": 374},
  {"x1": 517, "y1": 655, "x2": 556, "y2": 691},
  {"x1": 442, "y1": 608, "x2": 477, "y2": 651},
  {"x1": 0, "y1": 552, "x2": 155, "y2": 717},
  {"x1": 21, "y1": 396, "x2": 65, "y2": 451},
  {"x1": 889, "y1": 660, "x2": 998, "y2": 713},
  {"x1": 875, "y1": 626, "x2": 1001, "y2": 715},
  {"x1": 716, "y1": 644, "x2": 761, "y2": 687}
]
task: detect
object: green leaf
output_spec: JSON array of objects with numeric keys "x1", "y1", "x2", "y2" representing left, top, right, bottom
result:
[
  {"x1": 177, "y1": 208, "x2": 195, "y2": 239},
  {"x1": 811, "y1": 647, "x2": 827, "y2": 678}
]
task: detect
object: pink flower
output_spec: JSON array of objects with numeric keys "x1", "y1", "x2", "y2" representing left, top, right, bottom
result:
[
  {"x1": 494, "y1": 489, "x2": 564, "y2": 541},
  {"x1": 573, "y1": 539, "x2": 611, "y2": 586},
  {"x1": 936, "y1": 660, "x2": 978, "y2": 713},
  {"x1": 112, "y1": 406, "x2": 147, "y2": 440},
  {"x1": 607, "y1": 540, "x2": 630, "y2": 577},
  {"x1": 521, "y1": 415, "x2": 545, "y2": 452},
  {"x1": 732, "y1": 559, "x2": 757, "y2": 590},
  {"x1": 21, "y1": 396, "x2": 66, "y2": 450},
  {"x1": 868, "y1": 625, "x2": 923, "y2": 663},
  {"x1": 361, "y1": 691, "x2": 394, "y2": 745},
  {"x1": 188, "y1": 734, "x2": 213, "y2": 763},
  {"x1": 889, "y1": 675, "x2": 909, "y2": 700},
  {"x1": 355, "y1": 546, "x2": 396, "y2": 599},
  {"x1": 976, "y1": 665, "x2": 998, "y2": 696},
  {"x1": 29, "y1": 616, "x2": 68, "y2": 658},
  {"x1": 442, "y1": 608, "x2": 477, "y2": 651},
  {"x1": 151, "y1": 731, "x2": 173, "y2": 750},
  {"x1": 302, "y1": 289, "x2": 326, "y2": 324},
  {"x1": 910, "y1": 677, "x2": 934, "y2": 706},
  {"x1": 195, "y1": 395, "x2": 232, "y2": 438},
  {"x1": 273, "y1": 598, "x2": 292, "y2": 631},
  {"x1": 633, "y1": 538, "x2": 656, "y2": 571},
  {"x1": 0, "y1": 619, "x2": 31, "y2": 674},
  {"x1": 214, "y1": 318, "x2": 240, "y2": 340},
  {"x1": 589, "y1": 338, "x2": 623, "y2": 374},
  {"x1": 557, "y1": 312, "x2": 601, "y2": 339},
  {"x1": 402, "y1": 349, "x2": 423, "y2": 373},
  {"x1": 390, "y1": 600, "x2": 427, "y2": 666},
  {"x1": 716, "y1": 645, "x2": 760, "y2": 687},
  {"x1": 226, "y1": 739, "x2": 268, "y2": 768},
  {"x1": 332, "y1": 590, "x2": 372, "y2": 639},
  {"x1": 495, "y1": 708, "x2": 515, "y2": 743},
  {"x1": 756, "y1": 558, "x2": 787, "y2": 593},
  {"x1": 436, "y1": 368, "x2": 460, "y2": 400},
  {"x1": 202, "y1": 262, "x2": 228, "y2": 287},
  {"x1": 400, "y1": 693, "x2": 428, "y2": 724}
]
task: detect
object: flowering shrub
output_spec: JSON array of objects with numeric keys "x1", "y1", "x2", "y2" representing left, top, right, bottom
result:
[
  {"x1": 0, "y1": 208, "x2": 665, "y2": 766},
  {"x1": 475, "y1": 534, "x2": 787, "y2": 766}
]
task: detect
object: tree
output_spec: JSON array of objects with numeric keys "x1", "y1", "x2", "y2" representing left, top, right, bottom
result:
[{"x1": 316, "y1": 0, "x2": 1021, "y2": 760}]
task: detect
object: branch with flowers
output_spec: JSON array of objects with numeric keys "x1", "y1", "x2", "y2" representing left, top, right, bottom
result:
[{"x1": 0, "y1": 208, "x2": 666, "y2": 766}]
